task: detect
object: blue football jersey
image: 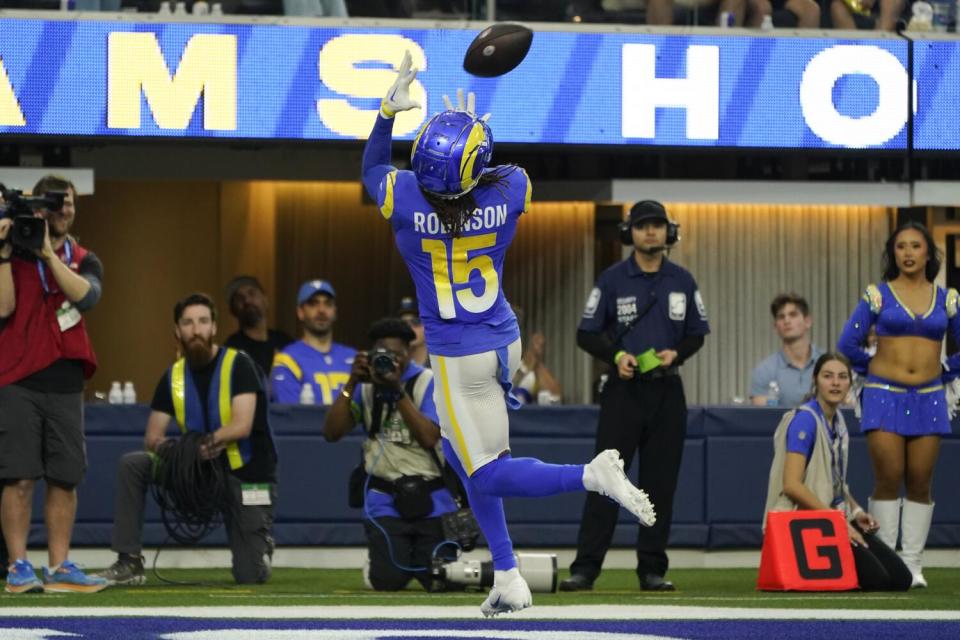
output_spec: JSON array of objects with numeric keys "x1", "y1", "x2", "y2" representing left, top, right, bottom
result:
[
  {"x1": 270, "y1": 340, "x2": 356, "y2": 405},
  {"x1": 377, "y1": 166, "x2": 531, "y2": 357}
]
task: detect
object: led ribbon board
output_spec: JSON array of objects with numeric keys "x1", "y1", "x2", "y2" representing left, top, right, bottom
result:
[
  {"x1": 913, "y1": 39, "x2": 960, "y2": 151},
  {"x1": 0, "y1": 18, "x2": 936, "y2": 149}
]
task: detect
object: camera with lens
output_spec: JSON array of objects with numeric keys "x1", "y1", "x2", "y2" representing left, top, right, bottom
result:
[
  {"x1": 430, "y1": 553, "x2": 558, "y2": 593},
  {"x1": 0, "y1": 184, "x2": 65, "y2": 252},
  {"x1": 368, "y1": 347, "x2": 399, "y2": 377}
]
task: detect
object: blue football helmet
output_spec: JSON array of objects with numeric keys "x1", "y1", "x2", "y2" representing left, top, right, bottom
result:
[{"x1": 410, "y1": 110, "x2": 493, "y2": 197}]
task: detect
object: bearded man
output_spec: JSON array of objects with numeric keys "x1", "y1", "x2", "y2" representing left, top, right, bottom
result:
[{"x1": 95, "y1": 293, "x2": 278, "y2": 586}]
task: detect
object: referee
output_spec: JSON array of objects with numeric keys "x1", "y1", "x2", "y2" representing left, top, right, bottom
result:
[{"x1": 561, "y1": 200, "x2": 710, "y2": 592}]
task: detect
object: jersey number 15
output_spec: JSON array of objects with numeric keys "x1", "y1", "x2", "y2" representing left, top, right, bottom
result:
[{"x1": 421, "y1": 233, "x2": 498, "y2": 319}]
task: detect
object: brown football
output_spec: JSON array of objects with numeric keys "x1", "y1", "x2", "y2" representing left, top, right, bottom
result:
[{"x1": 463, "y1": 23, "x2": 533, "y2": 78}]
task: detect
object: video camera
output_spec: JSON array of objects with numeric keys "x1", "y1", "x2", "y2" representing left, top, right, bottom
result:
[
  {"x1": 0, "y1": 184, "x2": 66, "y2": 252},
  {"x1": 430, "y1": 553, "x2": 558, "y2": 593}
]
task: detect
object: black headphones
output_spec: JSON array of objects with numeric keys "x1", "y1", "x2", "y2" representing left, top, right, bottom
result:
[{"x1": 618, "y1": 200, "x2": 681, "y2": 247}]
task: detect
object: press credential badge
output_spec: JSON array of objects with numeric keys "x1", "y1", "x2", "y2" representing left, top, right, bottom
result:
[
  {"x1": 241, "y1": 483, "x2": 272, "y2": 506},
  {"x1": 57, "y1": 301, "x2": 82, "y2": 332}
]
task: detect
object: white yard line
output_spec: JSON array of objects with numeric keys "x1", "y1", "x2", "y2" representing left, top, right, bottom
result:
[
  {"x1": 51, "y1": 548, "x2": 960, "y2": 570},
  {"x1": 0, "y1": 605, "x2": 958, "y2": 620}
]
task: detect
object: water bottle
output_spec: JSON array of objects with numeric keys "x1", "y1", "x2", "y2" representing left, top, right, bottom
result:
[
  {"x1": 108, "y1": 381, "x2": 123, "y2": 405},
  {"x1": 173, "y1": 1, "x2": 187, "y2": 14},
  {"x1": 192, "y1": 0, "x2": 209, "y2": 15},
  {"x1": 210, "y1": 2, "x2": 223, "y2": 14},
  {"x1": 122, "y1": 381, "x2": 137, "y2": 405},
  {"x1": 760, "y1": 15, "x2": 774, "y2": 30},
  {"x1": 908, "y1": 1, "x2": 934, "y2": 30},
  {"x1": 299, "y1": 382, "x2": 315, "y2": 405},
  {"x1": 766, "y1": 381, "x2": 780, "y2": 407}
]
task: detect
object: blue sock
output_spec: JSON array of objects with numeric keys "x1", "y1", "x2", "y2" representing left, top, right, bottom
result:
[
  {"x1": 442, "y1": 439, "x2": 516, "y2": 571},
  {"x1": 470, "y1": 454, "x2": 585, "y2": 498}
]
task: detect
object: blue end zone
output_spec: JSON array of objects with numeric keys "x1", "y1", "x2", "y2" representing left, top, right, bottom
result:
[{"x1": 0, "y1": 618, "x2": 958, "y2": 639}]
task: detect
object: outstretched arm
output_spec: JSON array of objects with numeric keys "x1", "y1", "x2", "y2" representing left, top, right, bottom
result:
[
  {"x1": 361, "y1": 51, "x2": 421, "y2": 200},
  {"x1": 362, "y1": 116, "x2": 396, "y2": 201}
]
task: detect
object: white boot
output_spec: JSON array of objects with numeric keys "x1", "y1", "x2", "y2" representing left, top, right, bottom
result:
[
  {"x1": 900, "y1": 500, "x2": 934, "y2": 588},
  {"x1": 867, "y1": 498, "x2": 901, "y2": 550}
]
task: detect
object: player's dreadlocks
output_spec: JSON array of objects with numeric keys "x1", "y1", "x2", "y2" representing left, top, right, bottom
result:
[{"x1": 421, "y1": 165, "x2": 519, "y2": 238}]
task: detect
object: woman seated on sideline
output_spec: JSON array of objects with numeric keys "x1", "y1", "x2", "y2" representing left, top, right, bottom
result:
[{"x1": 763, "y1": 352, "x2": 912, "y2": 591}]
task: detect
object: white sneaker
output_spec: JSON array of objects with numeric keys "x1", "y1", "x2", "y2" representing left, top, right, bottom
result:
[
  {"x1": 480, "y1": 568, "x2": 532, "y2": 618},
  {"x1": 584, "y1": 450, "x2": 656, "y2": 527}
]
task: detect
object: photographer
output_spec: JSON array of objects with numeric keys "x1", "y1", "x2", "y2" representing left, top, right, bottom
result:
[
  {"x1": 96, "y1": 293, "x2": 277, "y2": 586},
  {"x1": 0, "y1": 176, "x2": 106, "y2": 594},
  {"x1": 324, "y1": 318, "x2": 457, "y2": 591}
]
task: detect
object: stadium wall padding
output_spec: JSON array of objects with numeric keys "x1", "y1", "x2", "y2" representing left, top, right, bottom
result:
[{"x1": 27, "y1": 404, "x2": 960, "y2": 550}]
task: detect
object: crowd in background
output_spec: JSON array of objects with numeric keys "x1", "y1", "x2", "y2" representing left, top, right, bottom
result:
[
  {"x1": 219, "y1": 274, "x2": 564, "y2": 407},
  {"x1": 0, "y1": 0, "x2": 927, "y2": 32}
]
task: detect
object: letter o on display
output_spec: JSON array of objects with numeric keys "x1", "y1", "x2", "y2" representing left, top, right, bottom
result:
[{"x1": 800, "y1": 45, "x2": 907, "y2": 148}]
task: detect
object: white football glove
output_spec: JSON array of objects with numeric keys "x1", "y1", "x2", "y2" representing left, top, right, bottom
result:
[
  {"x1": 381, "y1": 51, "x2": 421, "y2": 118},
  {"x1": 442, "y1": 88, "x2": 490, "y2": 122}
]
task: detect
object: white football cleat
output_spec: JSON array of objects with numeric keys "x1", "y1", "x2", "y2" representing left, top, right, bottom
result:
[
  {"x1": 480, "y1": 568, "x2": 532, "y2": 618},
  {"x1": 585, "y1": 449, "x2": 657, "y2": 527}
]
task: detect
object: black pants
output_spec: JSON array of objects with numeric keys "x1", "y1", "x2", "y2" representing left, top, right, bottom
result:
[
  {"x1": 570, "y1": 376, "x2": 687, "y2": 580},
  {"x1": 111, "y1": 451, "x2": 276, "y2": 584},
  {"x1": 363, "y1": 516, "x2": 446, "y2": 591},
  {"x1": 853, "y1": 525, "x2": 912, "y2": 591}
]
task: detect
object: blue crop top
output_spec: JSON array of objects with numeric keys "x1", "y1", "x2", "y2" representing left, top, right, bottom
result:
[{"x1": 837, "y1": 282, "x2": 960, "y2": 376}]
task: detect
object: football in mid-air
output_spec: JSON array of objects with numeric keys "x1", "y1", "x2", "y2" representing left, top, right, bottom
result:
[{"x1": 463, "y1": 23, "x2": 533, "y2": 78}]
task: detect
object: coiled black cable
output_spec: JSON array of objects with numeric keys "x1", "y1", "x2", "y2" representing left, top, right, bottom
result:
[{"x1": 150, "y1": 432, "x2": 230, "y2": 546}]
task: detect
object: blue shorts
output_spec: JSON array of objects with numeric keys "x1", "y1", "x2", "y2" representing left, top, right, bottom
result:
[{"x1": 860, "y1": 374, "x2": 951, "y2": 436}]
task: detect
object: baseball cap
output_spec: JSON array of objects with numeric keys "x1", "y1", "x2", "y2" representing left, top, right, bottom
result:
[
  {"x1": 397, "y1": 296, "x2": 418, "y2": 317},
  {"x1": 628, "y1": 200, "x2": 668, "y2": 226},
  {"x1": 297, "y1": 279, "x2": 336, "y2": 306},
  {"x1": 224, "y1": 275, "x2": 263, "y2": 304}
]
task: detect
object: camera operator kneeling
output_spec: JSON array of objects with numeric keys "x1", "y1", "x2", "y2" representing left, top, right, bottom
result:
[{"x1": 324, "y1": 318, "x2": 458, "y2": 591}]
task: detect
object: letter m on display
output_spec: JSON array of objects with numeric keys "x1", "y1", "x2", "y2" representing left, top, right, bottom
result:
[{"x1": 108, "y1": 33, "x2": 236, "y2": 130}]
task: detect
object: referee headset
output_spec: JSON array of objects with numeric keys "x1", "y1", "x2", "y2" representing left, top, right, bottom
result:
[{"x1": 619, "y1": 200, "x2": 680, "y2": 248}]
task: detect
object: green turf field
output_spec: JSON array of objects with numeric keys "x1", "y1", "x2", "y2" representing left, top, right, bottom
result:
[{"x1": 3, "y1": 568, "x2": 959, "y2": 610}]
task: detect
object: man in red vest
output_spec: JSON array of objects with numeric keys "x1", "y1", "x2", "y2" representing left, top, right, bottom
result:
[{"x1": 0, "y1": 175, "x2": 106, "y2": 594}]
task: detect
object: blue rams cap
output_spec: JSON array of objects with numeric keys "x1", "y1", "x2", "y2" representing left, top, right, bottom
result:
[{"x1": 297, "y1": 279, "x2": 336, "y2": 306}]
